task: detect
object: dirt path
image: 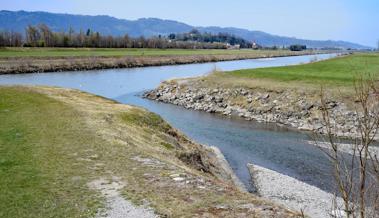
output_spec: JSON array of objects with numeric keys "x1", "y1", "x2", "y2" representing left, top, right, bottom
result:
[{"x1": 89, "y1": 177, "x2": 157, "y2": 218}]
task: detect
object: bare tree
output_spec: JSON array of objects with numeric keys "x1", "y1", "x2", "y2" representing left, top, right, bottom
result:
[
  {"x1": 317, "y1": 75, "x2": 379, "y2": 217},
  {"x1": 38, "y1": 24, "x2": 53, "y2": 47},
  {"x1": 25, "y1": 25, "x2": 40, "y2": 47},
  {"x1": 0, "y1": 31, "x2": 23, "y2": 47}
]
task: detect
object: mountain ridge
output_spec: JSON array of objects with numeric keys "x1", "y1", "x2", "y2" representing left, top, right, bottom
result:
[{"x1": 0, "y1": 10, "x2": 370, "y2": 49}]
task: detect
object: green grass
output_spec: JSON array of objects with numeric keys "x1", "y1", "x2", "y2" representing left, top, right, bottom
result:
[
  {"x1": 0, "y1": 47, "x2": 292, "y2": 58},
  {"x1": 224, "y1": 53, "x2": 379, "y2": 86},
  {"x1": 121, "y1": 108, "x2": 171, "y2": 133},
  {"x1": 0, "y1": 87, "x2": 102, "y2": 218}
]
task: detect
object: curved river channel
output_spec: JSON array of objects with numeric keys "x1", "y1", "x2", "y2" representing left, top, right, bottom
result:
[{"x1": 0, "y1": 53, "x2": 339, "y2": 193}]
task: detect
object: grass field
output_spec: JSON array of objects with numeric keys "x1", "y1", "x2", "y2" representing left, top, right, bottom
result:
[
  {"x1": 0, "y1": 47, "x2": 308, "y2": 58},
  {"x1": 0, "y1": 86, "x2": 293, "y2": 217},
  {"x1": 202, "y1": 53, "x2": 379, "y2": 90},
  {"x1": 224, "y1": 53, "x2": 379, "y2": 86},
  {"x1": 0, "y1": 87, "x2": 103, "y2": 217}
]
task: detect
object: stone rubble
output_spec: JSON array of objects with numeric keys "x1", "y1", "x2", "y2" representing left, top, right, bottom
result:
[{"x1": 144, "y1": 82, "x2": 378, "y2": 140}]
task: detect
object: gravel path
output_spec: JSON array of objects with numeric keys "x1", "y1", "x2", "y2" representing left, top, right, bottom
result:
[
  {"x1": 247, "y1": 163, "x2": 344, "y2": 218},
  {"x1": 88, "y1": 177, "x2": 158, "y2": 218}
]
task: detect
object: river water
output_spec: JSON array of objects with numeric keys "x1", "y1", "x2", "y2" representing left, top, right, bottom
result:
[{"x1": 0, "y1": 53, "x2": 338, "y2": 192}]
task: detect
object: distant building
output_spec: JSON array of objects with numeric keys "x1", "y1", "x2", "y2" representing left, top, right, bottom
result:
[
  {"x1": 252, "y1": 42, "x2": 258, "y2": 49},
  {"x1": 226, "y1": 43, "x2": 241, "y2": 50},
  {"x1": 251, "y1": 41, "x2": 262, "y2": 49}
]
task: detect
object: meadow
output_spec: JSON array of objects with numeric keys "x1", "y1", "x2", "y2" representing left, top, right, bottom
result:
[
  {"x1": 228, "y1": 53, "x2": 379, "y2": 85},
  {"x1": 206, "y1": 53, "x2": 379, "y2": 88}
]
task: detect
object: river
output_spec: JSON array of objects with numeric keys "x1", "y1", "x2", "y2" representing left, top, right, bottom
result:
[{"x1": 0, "y1": 53, "x2": 338, "y2": 193}]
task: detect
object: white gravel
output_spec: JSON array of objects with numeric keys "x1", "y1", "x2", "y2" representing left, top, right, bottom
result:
[
  {"x1": 88, "y1": 177, "x2": 158, "y2": 218},
  {"x1": 305, "y1": 140, "x2": 379, "y2": 157},
  {"x1": 247, "y1": 163, "x2": 344, "y2": 218}
]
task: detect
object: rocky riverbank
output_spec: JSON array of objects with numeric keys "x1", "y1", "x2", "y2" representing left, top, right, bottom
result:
[{"x1": 144, "y1": 80, "x2": 378, "y2": 140}]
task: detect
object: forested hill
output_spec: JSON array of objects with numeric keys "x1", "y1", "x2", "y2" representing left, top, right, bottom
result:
[{"x1": 0, "y1": 10, "x2": 370, "y2": 49}]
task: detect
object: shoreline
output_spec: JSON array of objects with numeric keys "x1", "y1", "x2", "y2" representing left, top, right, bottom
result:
[
  {"x1": 0, "y1": 50, "x2": 328, "y2": 75},
  {"x1": 208, "y1": 146, "x2": 248, "y2": 192}
]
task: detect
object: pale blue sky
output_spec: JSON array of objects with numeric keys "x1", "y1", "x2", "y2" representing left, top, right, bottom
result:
[{"x1": 2, "y1": 0, "x2": 378, "y2": 47}]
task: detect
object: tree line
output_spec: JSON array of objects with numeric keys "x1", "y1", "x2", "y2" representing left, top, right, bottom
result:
[
  {"x1": 289, "y1": 44, "x2": 307, "y2": 51},
  {"x1": 0, "y1": 24, "x2": 230, "y2": 49},
  {"x1": 168, "y1": 29, "x2": 253, "y2": 48}
]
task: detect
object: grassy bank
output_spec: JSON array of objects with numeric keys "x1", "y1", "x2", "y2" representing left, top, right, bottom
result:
[
  {"x1": 205, "y1": 53, "x2": 379, "y2": 89},
  {"x1": 0, "y1": 87, "x2": 102, "y2": 217},
  {"x1": 0, "y1": 86, "x2": 298, "y2": 217},
  {"x1": 0, "y1": 47, "x2": 326, "y2": 74}
]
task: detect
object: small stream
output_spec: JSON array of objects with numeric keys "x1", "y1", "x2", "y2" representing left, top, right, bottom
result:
[{"x1": 0, "y1": 53, "x2": 339, "y2": 193}]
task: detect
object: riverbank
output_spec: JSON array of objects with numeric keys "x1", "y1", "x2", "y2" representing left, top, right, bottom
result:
[
  {"x1": 0, "y1": 47, "x2": 327, "y2": 74},
  {"x1": 143, "y1": 81, "x2": 360, "y2": 139},
  {"x1": 144, "y1": 53, "x2": 379, "y2": 140},
  {"x1": 0, "y1": 86, "x2": 300, "y2": 217}
]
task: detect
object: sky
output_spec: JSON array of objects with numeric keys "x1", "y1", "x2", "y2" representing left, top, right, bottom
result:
[{"x1": 2, "y1": 0, "x2": 379, "y2": 47}]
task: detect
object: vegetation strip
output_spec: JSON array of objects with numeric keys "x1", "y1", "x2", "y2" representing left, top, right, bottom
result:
[
  {"x1": 0, "y1": 48, "x2": 327, "y2": 74},
  {"x1": 224, "y1": 53, "x2": 379, "y2": 86}
]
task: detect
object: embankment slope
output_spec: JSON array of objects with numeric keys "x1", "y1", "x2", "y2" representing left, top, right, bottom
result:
[{"x1": 0, "y1": 86, "x2": 299, "y2": 217}]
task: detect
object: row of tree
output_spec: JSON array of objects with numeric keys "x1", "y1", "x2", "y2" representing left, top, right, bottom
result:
[
  {"x1": 0, "y1": 24, "x2": 228, "y2": 49},
  {"x1": 0, "y1": 31, "x2": 23, "y2": 47},
  {"x1": 0, "y1": 24, "x2": 317, "y2": 50},
  {"x1": 168, "y1": 29, "x2": 253, "y2": 48}
]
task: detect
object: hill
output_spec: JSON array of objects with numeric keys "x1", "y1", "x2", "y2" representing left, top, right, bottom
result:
[{"x1": 0, "y1": 10, "x2": 370, "y2": 49}]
